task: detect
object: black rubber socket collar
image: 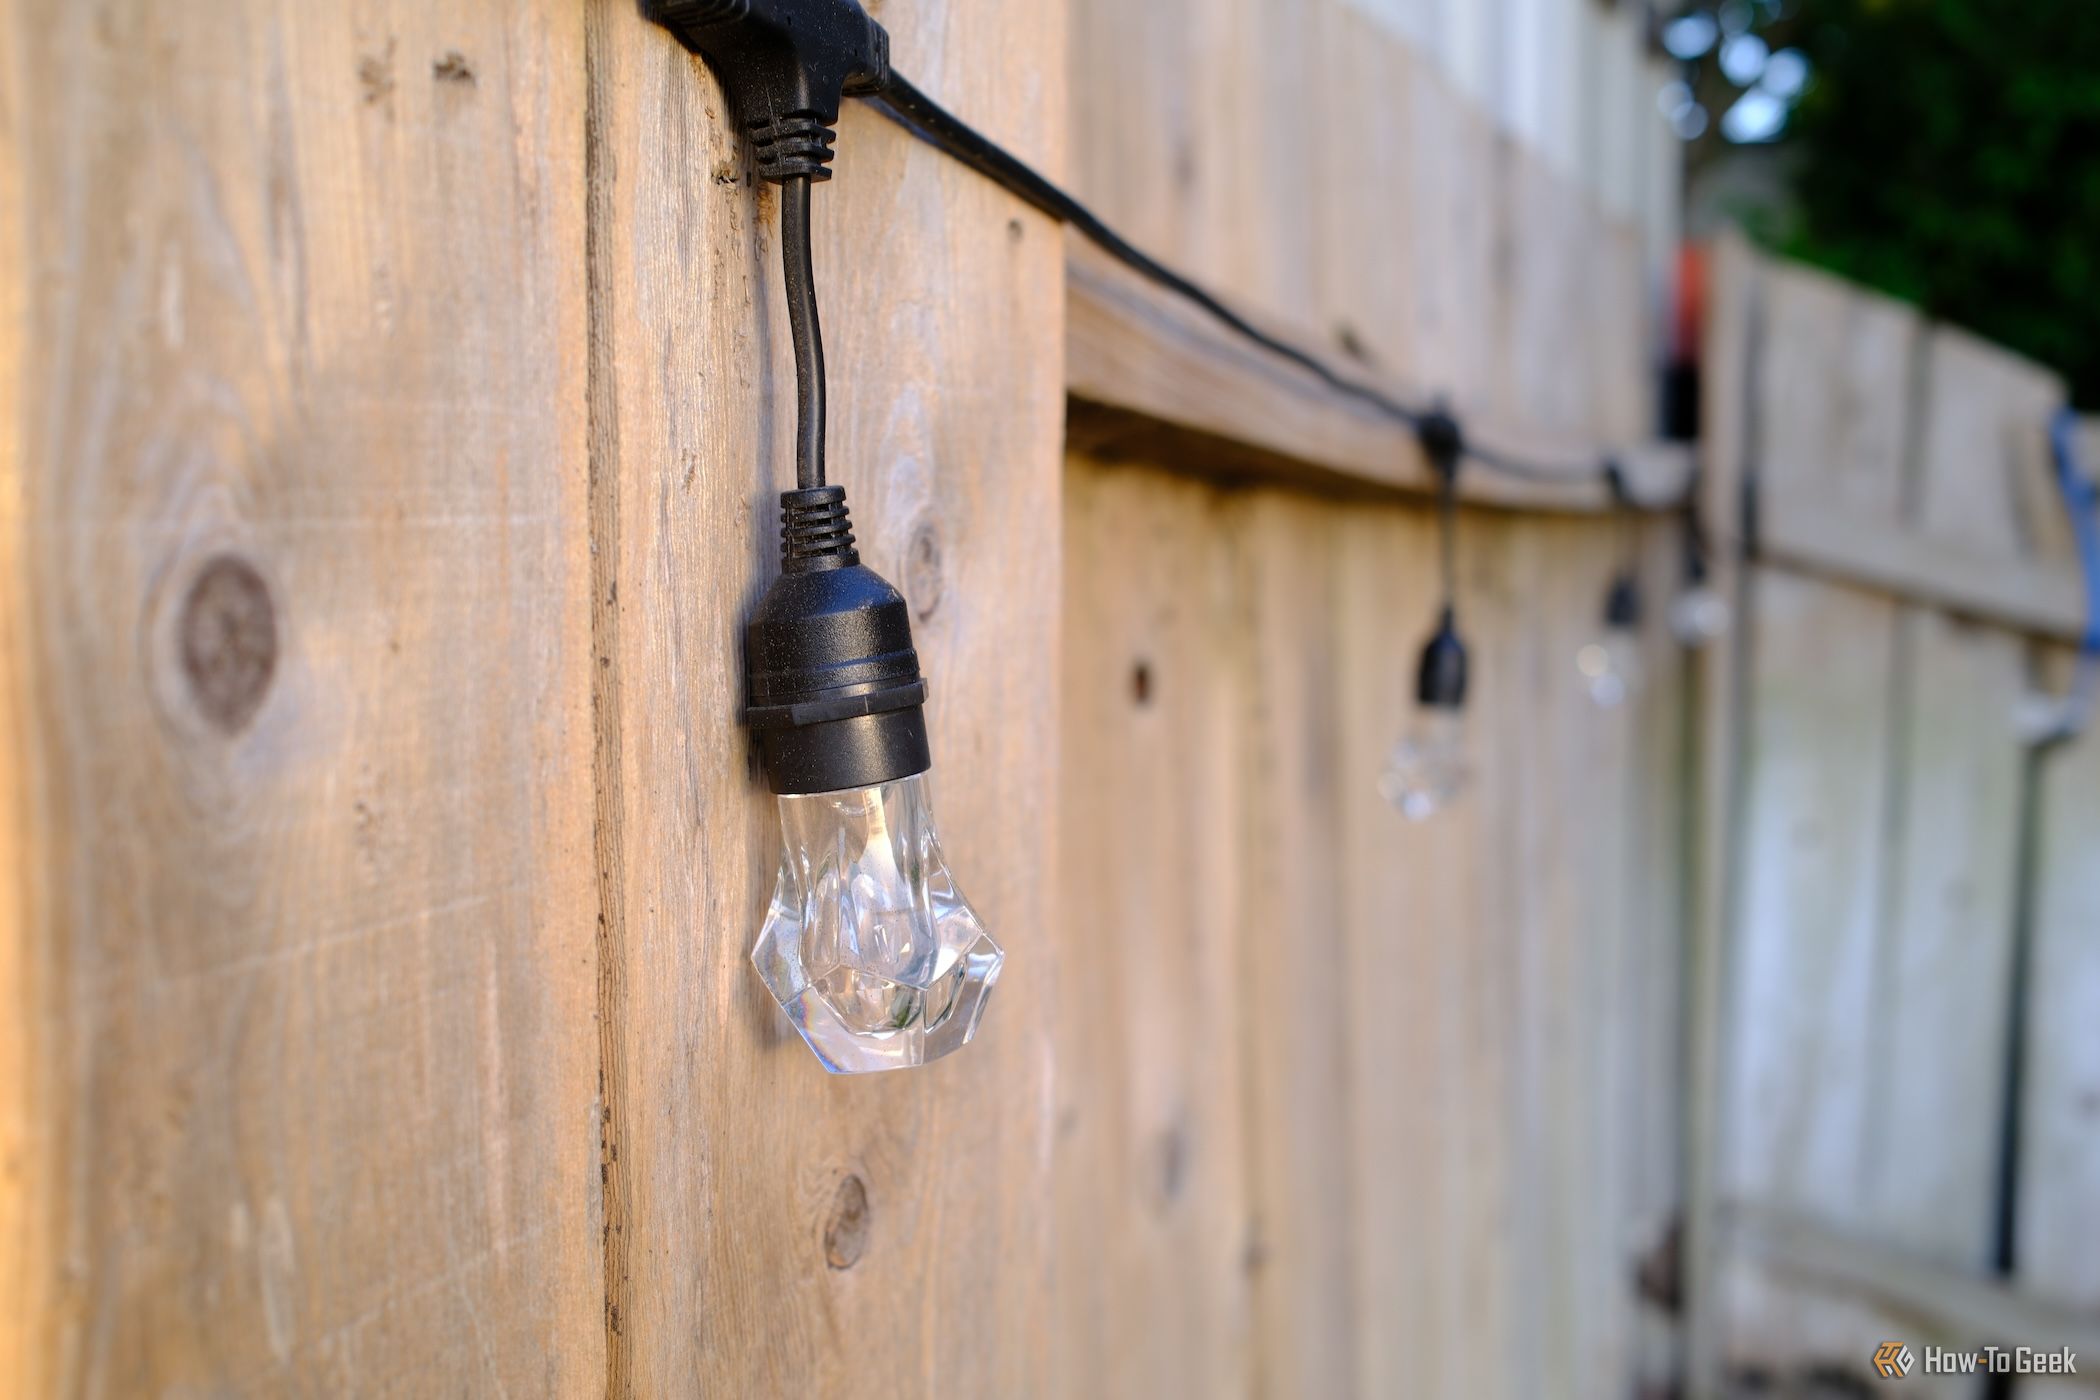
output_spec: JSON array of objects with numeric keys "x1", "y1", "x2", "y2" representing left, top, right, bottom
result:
[
  {"x1": 1416, "y1": 606, "x2": 1469, "y2": 710},
  {"x1": 745, "y1": 486, "x2": 932, "y2": 794}
]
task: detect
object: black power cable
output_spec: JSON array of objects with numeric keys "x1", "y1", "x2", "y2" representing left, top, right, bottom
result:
[
  {"x1": 643, "y1": 0, "x2": 1688, "y2": 508},
  {"x1": 871, "y1": 74, "x2": 1431, "y2": 441},
  {"x1": 870, "y1": 70, "x2": 1675, "y2": 504},
  {"x1": 781, "y1": 174, "x2": 829, "y2": 490}
]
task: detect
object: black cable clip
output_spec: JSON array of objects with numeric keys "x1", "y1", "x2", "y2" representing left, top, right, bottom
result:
[
  {"x1": 646, "y1": 0, "x2": 890, "y2": 184},
  {"x1": 1415, "y1": 408, "x2": 1465, "y2": 483}
]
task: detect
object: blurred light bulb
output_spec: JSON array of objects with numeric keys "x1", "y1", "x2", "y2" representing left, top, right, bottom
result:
[
  {"x1": 752, "y1": 773, "x2": 1003, "y2": 1074},
  {"x1": 1670, "y1": 584, "x2": 1732, "y2": 647},
  {"x1": 1379, "y1": 707, "x2": 1469, "y2": 821},
  {"x1": 1577, "y1": 637, "x2": 1640, "y2": 708},
  {"x1": 1579, "y1": 572, "x2": 1645, "y2": 708},
  {"x1": 1383, "y1": 607, "x2": 1469, "y2": 820}
]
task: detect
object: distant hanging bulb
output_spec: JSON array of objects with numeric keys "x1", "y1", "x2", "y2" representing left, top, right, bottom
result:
[
  {"x1": 1578, "y1": 572, "x2": 1645, "y2": 708},
  {"x1": 1381, "y1": 608, "x2": 1470, "y2": 821},
  {"x1": 745, "y1": 486, "x2": 1003, "y2": 1073},
  {"x1": 1669, "y1": 582, "x2": 1731, "y2": 648}
]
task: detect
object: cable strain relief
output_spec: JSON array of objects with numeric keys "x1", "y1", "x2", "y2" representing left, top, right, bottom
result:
[
  {"x1": 779, "y1": 485, "x2": 859, "y2": 569},
  {"x1": 750, "y1": 111, "x2": 838, "y2": 183}
]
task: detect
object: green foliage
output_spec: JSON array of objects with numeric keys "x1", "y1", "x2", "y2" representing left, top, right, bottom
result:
[{"x1": 1781, "y1": 0, "x2": 2100, "y2": 405}]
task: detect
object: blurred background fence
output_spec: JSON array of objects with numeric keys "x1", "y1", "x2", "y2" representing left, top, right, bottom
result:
[
  {"x1": 1695, "y1": 237, "x2": 2100, "y2": 1399},
  {"x1": 2, "y1": 0, "x2": 2095, "y2": 1397}
]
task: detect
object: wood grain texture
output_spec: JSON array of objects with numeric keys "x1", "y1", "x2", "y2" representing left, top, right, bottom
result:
[
  {"x1": 583, "y1": 0, "x2": 1065, "y2": 1393},
  {"x1": 1064, "y1": 0, "x2": 1674, "y2": 509},
  {"x1": 1057, "y1": 454, "x2": 1687, "y2": 1398},
  {"x1": 0, "y1": 1, "x2": 603, "y2": 1392},
  {"x1": 1065, "y1": 243, "x2": 1696, "y2": 515},
  {"x1": 1055, "y1": 459, "x2": 1255, "y2": 1400}
]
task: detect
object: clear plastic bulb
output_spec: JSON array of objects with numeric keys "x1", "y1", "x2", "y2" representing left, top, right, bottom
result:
[
  {"x1": 1576, "y1": 629, "x2": 1642, "y2": 708},
  {"x1": 752, "y1": 773, "x2": 1003, "y2": 1074},
  {"x1": 1669, "y1": 585, "x2": 1732, "y2": 647},
  {"x1": 1378, "y1": 707, "x2": 1469, "y2": 821}
]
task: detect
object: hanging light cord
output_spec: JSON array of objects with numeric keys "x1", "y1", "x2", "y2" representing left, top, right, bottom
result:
[
  {"x1": 1437, "y1": 457, "x2": 1460, "y2": 610},
  {"x1": 781, "y1": 173, "x2": 828, "y2": 491},
  {"x1": 867, "y1": 70, "x2": 1669, "y2": 503}
]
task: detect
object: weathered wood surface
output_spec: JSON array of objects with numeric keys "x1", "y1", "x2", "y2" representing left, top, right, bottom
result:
[
  {"x1": 1700, "y1": 240, "x2": 2100, "y2": 1395},
  {"x1": 1058, "y1": 455, "x2": 1686, "y2": 1398},
  {"x1": 1056, "y1": 463, "x2": 1254, "y2": 1400},
  {"x1": 0, "y1": 0, "x2": 1710, "y2": 1391},
  {"x1": 1064, "y1": 0, "x2": 1681, "y2": 514},
  {"x1": 1065, "y1": 243, "x2": 1696, "y2": 515},
  {"x1": 0, "y1": 1, "x2": 604, "y2": 1392},
  {"x1": 583, "y1": 0, "x2": 1066, "y2": 1392},
  {"x1": 1744, "y1": 251, "x2": 2085, "y2": 642},
  {"x1": 2019, "y1": 662, "x2": 2100, "y2": 1399}
]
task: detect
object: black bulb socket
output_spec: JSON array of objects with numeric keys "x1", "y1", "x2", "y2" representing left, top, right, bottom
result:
[
  {"x1": 1416, "y1": 607, "x2": 1469, "y2": 710},
  {"x1": 745, "y1": 486, "x2": 931, "y2": 794},
  {"x1": 1604, "y1": 571, "x2": 1643, "y2": 630}
]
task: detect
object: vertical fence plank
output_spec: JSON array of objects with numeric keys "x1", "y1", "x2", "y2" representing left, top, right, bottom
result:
[
  {"x1": 1916, "y1": 329, "x2": 2063, "y2": 561},
  {"x1": 1, "y1": 1, "x2": 602, "y2": 1391},
  {"x1": 1054, "y1": 459, "x2": 1254, "y2": 1400},
  {"x1": 2018, "y1": 680, "x2": 2100, "y2": 1400},
  {"x1": 1860, "y1": 596, "x2": 2029, "y2": 1260},
  {"x1": 1236, "y1": 491, "x2": 1358, "y2": 1400},
  {"x1": 1756, "y1": 261, "x2": 1921, "y2": 525},
  {"x1": 1335, "y1": 501, "x2": 1506, "y2": 1398},
  {"x1": 583, "y1": 0, "x2": 1067, "y2": 1392},
  {"x1": 1717, "y1": 570, "x2": 1908, "y2": 1379}
]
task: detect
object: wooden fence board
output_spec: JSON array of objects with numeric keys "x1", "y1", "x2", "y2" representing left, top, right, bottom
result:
[
  {"x1": 1756, "y1": 259, "x2": 1922, "y2": 525},
  {"x1": 0, "y1": 1, "x2": 603, "y2": 1392},
  {"x1": 2018, "y1": 676, "x2": 2100, "y2": 1400},
  {"x1": 582, "y1": 0, "x2": 1066, "y2": 1393},
  {"x1": 1718, "y1": 568, "x2": 1905, "y2": 1375},
  {"x1": 1054, "y1": 459, "x2": 1254, "y2": 1400},
  {"x1": 1235, "y1": 491, "x2": 1359, "y2": 1400},
  {"x1": 1068, "y1": 0, "x2": 1654, "y2": 451},
  {"x1": 1916, "y1": 327, "x2": 2064, "y2": 562},
  {"x1": 1336, "y1": 501, "x2": 1519, "y2": 1398},
  {"x1": 1861, "y1": 622, "x2": 2026, "y2": 1267},
  {"x1": 1703, "y1": 239, "x2": 2094, "y2": 1396}
]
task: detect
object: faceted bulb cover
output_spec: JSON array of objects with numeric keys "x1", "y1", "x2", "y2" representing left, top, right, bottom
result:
[
  {"x1": 1576, "y1": 631, "x2": 1642, "y2": 708},
  {"x1": 1669, "y1": 585, "x2": 1731, "y2": 647},
  {"x1": 753, "y1": 773, "x2": 1003, "y2": 1073},
  {"x1": 1379, "y1": 707, "x2": 1469, "y2": 821}
]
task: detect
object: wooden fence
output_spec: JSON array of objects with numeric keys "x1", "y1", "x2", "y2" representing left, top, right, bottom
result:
[
  {"x1": 14, "y1": 1, "x2": 2092, "y2": 1398},
  {"x1": 1689, "y1": 235, "x2": 2100, "y2": 1398}
]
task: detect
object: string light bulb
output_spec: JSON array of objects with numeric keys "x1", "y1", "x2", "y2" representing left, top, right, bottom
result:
[
  {"x1": 1579, "y1": 571, "x2": 1644, "y2": 708},
  {"x1": 1669, "y1": 505, "x2": 1731, "y2": 648},
  {"x1": 1382, "y1": 606, "x2": 1471, "y2": 819},
  {"x1": 1382, "y1": 412, "x2": 1472, "y2": 820},
  {"x1": 705, "y1": 35, "x2": 1002, "y2": 1072},
  {"x1": 745, "y1": 492, "x2": 1004, "y2": 1075}
]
